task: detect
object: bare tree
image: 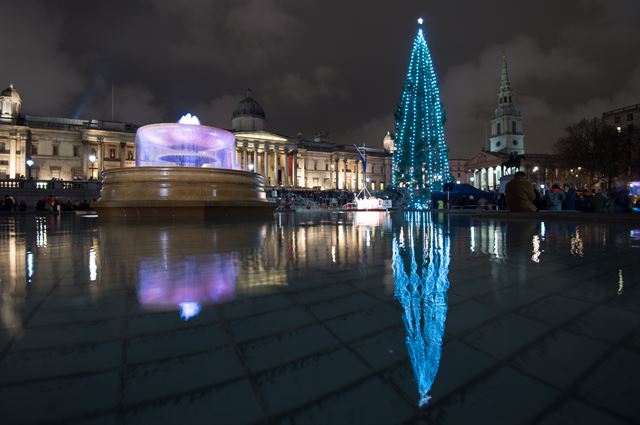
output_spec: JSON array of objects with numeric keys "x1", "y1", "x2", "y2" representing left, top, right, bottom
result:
[{"x1": 555, "y1": 118, "x2": 629, "y2": 189}]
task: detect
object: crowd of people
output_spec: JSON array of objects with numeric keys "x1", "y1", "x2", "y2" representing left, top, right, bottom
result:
[
  {"x1": 505, "y1": 171, "x2": 638, "y2": 213},
  {"x1": 268, "y1": 189, "x2": 359, "y2": 209},
  {"x1": 0, "y1": 195, "x2": 92, "y2": 213}
]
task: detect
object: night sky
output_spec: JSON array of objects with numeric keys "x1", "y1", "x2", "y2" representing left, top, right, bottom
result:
[{"x1": 1, "y1": 0, "x2": 639, "y2": 158}]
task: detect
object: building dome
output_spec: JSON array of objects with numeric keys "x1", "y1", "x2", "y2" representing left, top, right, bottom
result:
[
  {"x1": 0, "y1": 83, "x2": 22, "y2": 121},
  {"x1": 231, "y1": 89, "x2": 266, "y2": 132},
  {"x1": 232, "y1": 89, "x2": 266, "y2": 120},
  {"x1": 1, "y1": 84, "x2": 21, "y2": 101}
]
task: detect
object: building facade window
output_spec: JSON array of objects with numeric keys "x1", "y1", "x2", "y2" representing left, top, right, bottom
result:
[
  {"x1": 496, "y1": 123, "x2": 501, "y2": 134},
  {"x1": 73, "y1": 146, "x2": 80, "y2": 157},
  {"x1": 0, "y1": 142, "x2": 6, "y2": 153},
  {"x1": 512, "y1": 121, "x2": 516, "y2": 133},
  {"x1": 628, "y1": 113, "x2": 634, "y2": 121},
  {"x1": 52, "y1": 145, "x2": 59, "y2": 156},
  {"x1": 31, "y1": 143, "x2": 38, "y2": 155},
  {"x1": 513, "y1": 140, "x2": 518, "y2": 145},
  {"x1": 127, "y1": 150, "x2": 134, "y2": 160},
  {"x1": 109, "y1": 148, "x2": 116, "y2": 159}
]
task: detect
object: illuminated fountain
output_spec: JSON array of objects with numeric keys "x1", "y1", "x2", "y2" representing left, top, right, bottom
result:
[{"x1": 94, "y1": 114, "x2": 275, "y2": 219}]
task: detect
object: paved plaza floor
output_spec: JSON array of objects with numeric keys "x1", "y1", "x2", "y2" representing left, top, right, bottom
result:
[{"x1": 0, "y1": 212, "x2": 638, "y2": 424}]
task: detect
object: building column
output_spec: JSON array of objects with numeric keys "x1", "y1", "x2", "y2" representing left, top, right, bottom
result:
[
  {"x1": 334, "y1": 158, "x2": 339, "y2": 189},
  {"x1": 263, "y1": 147, "x2": 269, "y2": 183},
  {"x1": 252, "y1": 147, "x2": 257, "y2": 172},
  {"x1": 300, "y1": 152, "x2": 306, "y2": 188},
  {"x1": 273, "y1": 147, "x2": 279, "y2": 186},
  {"x1": 242, "y1": 146, "x2": 248, "y2": 171},
  {"x1": 487, "y1": 167, "x2": 494, "y2": 190},
  {"x1": 292, "y1": 151, "x2": 298, "y2": 187},
  {"x1": 343, "y1": 159, "x2": 347, "y2": 190},
  {"x1": 8, "y1": 137, "x2": 16, "y2": 178},
  {"x1": 82, "y1": 140, "x2": 89, "y2": 178},
  {"x1": 98, "y1": 137, "x2": 105, "y2": 175},
  {"x1": 355, "y1": 161, "x2": 359, "y2": 190},
  {"x1": 284, "y1": 149, "x2": 289, "y2": 187},
  {"x1": 120, "y1": 142, "x2": 126, "y2": 168}
]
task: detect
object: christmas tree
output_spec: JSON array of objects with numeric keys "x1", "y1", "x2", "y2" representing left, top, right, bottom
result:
[{"x1": 392, "y1": 18, "x2": 451, "y2": 206}]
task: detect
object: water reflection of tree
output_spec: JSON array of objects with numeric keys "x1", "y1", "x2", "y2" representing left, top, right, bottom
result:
[{"x1": 392, "y1": 213, "x2": 450, "y2": 406}]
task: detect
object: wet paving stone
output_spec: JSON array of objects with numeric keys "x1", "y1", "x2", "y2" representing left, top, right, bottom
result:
[{"x1": 0, "y1": 214, "x2": 637, "y2": 424}]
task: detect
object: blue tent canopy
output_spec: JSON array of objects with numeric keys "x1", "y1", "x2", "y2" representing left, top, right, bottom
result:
[{"x1": 432, "y1": 183, "x2": 492, "y2": 198}]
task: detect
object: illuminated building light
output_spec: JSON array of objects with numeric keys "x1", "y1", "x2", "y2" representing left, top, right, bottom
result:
[
  {"x1": 531, "y1": 235, "x2": 541, "y2": 263},
  {"x1": 618, "y1": 269, "x2": 624, "y2": 295},
  {"x1": 26, "y1": 250, "x2": 34, "y2": 283},
  {"x1": 89, "y1": 246, "x2": 98, "y2": 281},
  {"x1": 179, "y1": 302, "x2": 202, "y2": 320}
]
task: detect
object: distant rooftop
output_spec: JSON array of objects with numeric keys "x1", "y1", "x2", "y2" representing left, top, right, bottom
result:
[
  {"x1": 602, "y1": 103, "x2": 640, "y2": 116},
  {"x1": 17, "y1": 115, "x2": 138, "y2": 133}
]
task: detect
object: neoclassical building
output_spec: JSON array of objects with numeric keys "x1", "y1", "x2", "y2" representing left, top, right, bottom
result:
[
  {"x1": 0, "y1": 85, "x2": 392, "y2": 190},
  {"x1": 466, "y1": 57, "x2": 565, "y2": 191},
  {"x1": 0, "y1": 85, "x2": 136, "y2": 180},
  {"x1": 231, "y1": 90, "x2": 391, "y2": 191}
]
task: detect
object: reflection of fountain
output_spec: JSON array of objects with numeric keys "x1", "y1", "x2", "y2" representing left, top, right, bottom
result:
[
  {"x1": 137, "y1": 253, "x2": 239, "y2": 320},
  {"x1": 393, "y1": 212, "x2": 450, "y2": 406},
  {"x1": 94, "y1": 114, "x2": 275, "y2": 219}
]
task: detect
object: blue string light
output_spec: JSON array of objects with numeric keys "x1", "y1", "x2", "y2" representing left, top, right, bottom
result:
[
  {"x1": 393, "y1": 19, "x2": 452, "y2": 207},
  {"x1": 393, "y1": 212, "x2": 450, "y2": 406}
]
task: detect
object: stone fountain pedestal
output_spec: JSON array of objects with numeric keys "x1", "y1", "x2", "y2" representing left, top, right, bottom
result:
[{"x1": 93, "y1": 166, "x2": 275, "y2": 220}]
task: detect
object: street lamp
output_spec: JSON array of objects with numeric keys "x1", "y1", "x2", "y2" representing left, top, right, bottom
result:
[
  {"x1": 88, "y1": 154, "x2": 97, "y2": 179},
  {"x1": 26, "y1": 158, "x2": 34, "y2": 179}
]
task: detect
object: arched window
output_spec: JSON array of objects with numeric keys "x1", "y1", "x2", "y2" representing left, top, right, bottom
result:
[
  {"x1": 512, "y1": 121, "x2": 517, "y2": 133},
  {"x1": 513, "y1": 140, "x2": 518, "y2": 146},
  {"x1": 496, "y1": 123, "x2": 501, "y2": 134}
]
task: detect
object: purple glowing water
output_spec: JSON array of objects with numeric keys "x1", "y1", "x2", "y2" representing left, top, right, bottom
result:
[
  {"x1": 137, "y1": 252, "x2": 239, "y2": 313},
  {"x1": 135, "y1": 120, "x2": 237, "y2": 169}
]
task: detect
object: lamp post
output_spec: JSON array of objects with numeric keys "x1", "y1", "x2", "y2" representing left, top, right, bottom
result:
[
  {"x1": 26, "y1": 159, "x2": 34, "y2": 180},
  {"x1": 88, "y1": 154, "x2": 97, "y2": 180}
]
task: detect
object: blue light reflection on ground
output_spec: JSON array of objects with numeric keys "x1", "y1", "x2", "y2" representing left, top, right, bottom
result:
[{"x1": 393, "y1": 212, "x2": 450, "y2": 406}]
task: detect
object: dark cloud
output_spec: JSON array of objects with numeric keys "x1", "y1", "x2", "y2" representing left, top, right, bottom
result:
[{"x1": 1, "y1": 0, "x2": 639, "y2": 157}]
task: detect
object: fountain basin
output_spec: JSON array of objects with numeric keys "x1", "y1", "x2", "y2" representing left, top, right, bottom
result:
[{"x1": 93, "y1": 167, "x2": 275, "y2": 220}]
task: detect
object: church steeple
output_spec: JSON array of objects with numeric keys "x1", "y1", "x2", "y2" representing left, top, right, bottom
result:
[
  {"x1": 488, "y1": 55, "x2": 524, "y2": 155},
  {"x1": 498, "y1": 56, "x2": 513, "y2": 107}
]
